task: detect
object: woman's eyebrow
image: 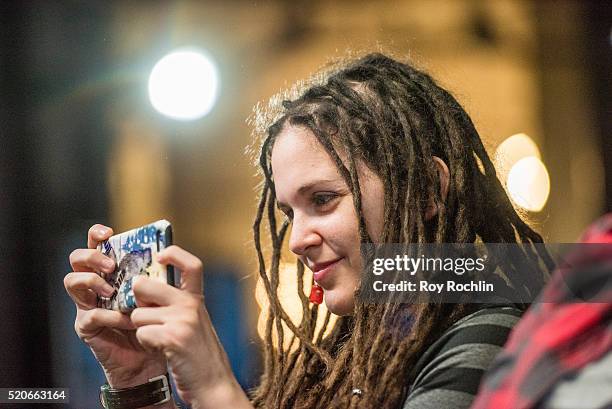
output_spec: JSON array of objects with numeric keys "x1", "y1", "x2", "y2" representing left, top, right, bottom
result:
[{"x1": 276, "y1": 179, "x2": 339, "y2": 208}]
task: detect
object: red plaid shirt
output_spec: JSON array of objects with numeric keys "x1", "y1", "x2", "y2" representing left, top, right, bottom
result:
[{"x1": 472, "y1": 214, "x2": 612, "y2": 409}]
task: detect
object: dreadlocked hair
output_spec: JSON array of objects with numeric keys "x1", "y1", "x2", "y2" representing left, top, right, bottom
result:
[{"x1": 248, "y1": 53, "x2": 554, "y2": 409}]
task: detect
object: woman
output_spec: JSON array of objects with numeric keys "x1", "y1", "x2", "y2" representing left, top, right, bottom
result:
[{"x1": 65, "y1": 53, "x2": 551, "y2": 408}]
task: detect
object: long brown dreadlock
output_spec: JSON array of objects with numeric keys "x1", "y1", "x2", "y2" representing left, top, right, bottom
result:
[{"x1": 249, "y1": 53, "x2": 554, "y2": 408}]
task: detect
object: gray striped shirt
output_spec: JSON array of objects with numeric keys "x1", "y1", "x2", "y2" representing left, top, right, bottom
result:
[{"x1": 402, "y1": 306, "x2": 522, "y2": 409}]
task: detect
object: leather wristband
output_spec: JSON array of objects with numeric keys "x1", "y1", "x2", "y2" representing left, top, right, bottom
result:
[{"x1": 100, "y1": 373, "x2": 171, "y2": 409}]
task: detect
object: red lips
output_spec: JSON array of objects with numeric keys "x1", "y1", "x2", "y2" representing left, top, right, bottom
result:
[{"x1": 311, "y1": 259, "x2": 341, "y2": 272}]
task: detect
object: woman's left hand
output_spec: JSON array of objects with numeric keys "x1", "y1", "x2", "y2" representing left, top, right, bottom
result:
[{"x1": 130, "y1": 245, "x2": 252, "y2": 408}]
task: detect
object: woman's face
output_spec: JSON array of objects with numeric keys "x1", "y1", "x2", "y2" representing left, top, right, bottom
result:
[{"x1": 271, "y1": 124, "x2": 384, "y2": 316}]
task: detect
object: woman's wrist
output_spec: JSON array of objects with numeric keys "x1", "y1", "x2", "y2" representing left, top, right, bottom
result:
[
  {"x1": 105, "y1": 362, "x2": 168, "y2": 389},
  {"x1": 102, "y1": 352, "x2": 167, "y2": 389},
  {"x1": 106, "y1": 371, "x2": 164, "y2": 389}
]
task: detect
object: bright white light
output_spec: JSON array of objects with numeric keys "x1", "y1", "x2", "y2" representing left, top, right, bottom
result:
[
  {"x1": 148, "y1": 49, "x2": 219, "y2": 120},
  {"x1": 507, "y1": 156, "x2": 550, "y2": 212},
  {"x1": 494, "y1": 133, "x2": 541, "y2": 183}
]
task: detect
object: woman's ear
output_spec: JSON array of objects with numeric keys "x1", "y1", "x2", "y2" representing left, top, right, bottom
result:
[{"x1": 425, "y1": 156, "x2": 450, "y2": 220}]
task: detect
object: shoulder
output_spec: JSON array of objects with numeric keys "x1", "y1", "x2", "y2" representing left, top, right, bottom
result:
[{"x1": 402, "y1": 306, "x2": 522, "y2": 409}]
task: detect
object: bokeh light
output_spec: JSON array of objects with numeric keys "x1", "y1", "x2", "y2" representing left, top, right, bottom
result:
[
  {"x1": 148, "y1": 49, "x2": 219, "y2": 120},
  {"x1": 494, "y1": 133, "x2": 550, "y2": 212},
  {"x1": 494, "y1": 133, "x2": 541, "y2": 183},
  {"x1": 506, "y1": 156, "x2": 550, "y2": 212}
]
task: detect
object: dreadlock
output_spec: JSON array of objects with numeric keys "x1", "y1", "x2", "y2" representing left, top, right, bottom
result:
[{"x1": 249, "y1": 53, "x2": 554, "y2": 409}]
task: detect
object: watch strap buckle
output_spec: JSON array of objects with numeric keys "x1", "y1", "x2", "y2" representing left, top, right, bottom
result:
[{"x1": 148, "y1": 374, "x2": 171, "y2": 405}]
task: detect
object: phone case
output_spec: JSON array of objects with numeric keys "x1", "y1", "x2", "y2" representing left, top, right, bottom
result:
[{"x1": 96, "y1": 219, "x2": 174, "y2": 313}]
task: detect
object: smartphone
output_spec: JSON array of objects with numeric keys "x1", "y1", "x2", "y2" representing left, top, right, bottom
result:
[{"x1": 96, "y1": 219, "x2": 175, "y2": 313}]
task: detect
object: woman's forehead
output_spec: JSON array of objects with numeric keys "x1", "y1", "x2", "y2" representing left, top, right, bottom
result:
[
  {"x1": 272, "y1": 126, "x2": 330, "y2": 166},
  {"x1": 269, "y1": 123, "x2": 379, "y2": 186},
  {"x1": 270, "y1": 126, "x2": 346, "y2": 189}
]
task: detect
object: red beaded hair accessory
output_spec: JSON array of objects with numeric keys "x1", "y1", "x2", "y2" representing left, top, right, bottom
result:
[{"x1": 309, "y1": 283, "x2": 323, "y2": 304}]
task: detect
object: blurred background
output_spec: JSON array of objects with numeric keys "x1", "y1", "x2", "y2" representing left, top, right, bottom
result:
[{"x1": 1, "y1": 0, "x2": 610, "y2": 407}]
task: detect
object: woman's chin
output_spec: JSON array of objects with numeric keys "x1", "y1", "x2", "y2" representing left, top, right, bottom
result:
[{"x1": 323, "y1": 290, "x2": 355, "y2": 316}]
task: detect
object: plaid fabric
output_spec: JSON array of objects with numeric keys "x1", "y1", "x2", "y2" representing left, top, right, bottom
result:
[{"x1": 471, "y1": 214, "x2": 612, "y2": 409}]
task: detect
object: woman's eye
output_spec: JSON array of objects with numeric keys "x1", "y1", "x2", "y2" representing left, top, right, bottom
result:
[{"x1": 312, "y1": 193, "x2": 337, "y2": 207}]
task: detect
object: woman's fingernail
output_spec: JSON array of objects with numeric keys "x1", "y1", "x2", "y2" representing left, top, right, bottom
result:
[
  {"x1": 98, "y1": 228, "x2": 109, "y2": 236},
  {"x1": 103, "y1": 259, "x2": 114, "y2": 269},
  {"x1": 103, "y1": 286, "x2": 115, "y2": 296}
]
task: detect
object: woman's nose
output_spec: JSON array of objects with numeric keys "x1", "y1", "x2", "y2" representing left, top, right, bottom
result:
[{"x1": 288, "y1": 215, "x2": 322, "y2": 255}]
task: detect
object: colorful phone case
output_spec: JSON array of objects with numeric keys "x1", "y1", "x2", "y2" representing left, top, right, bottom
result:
[{"x1": 96, "y1": 219, "x2": 174, "y2": 313}]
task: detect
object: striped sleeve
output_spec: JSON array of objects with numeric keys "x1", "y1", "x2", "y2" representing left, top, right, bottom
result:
[{"x1": 402, "y1": 307, "x2": 522, "y2": 409}]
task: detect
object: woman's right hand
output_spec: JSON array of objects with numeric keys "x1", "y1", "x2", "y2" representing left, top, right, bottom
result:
[{"x1": 64, "y1": 224, "x2": 167, "y2": 388}]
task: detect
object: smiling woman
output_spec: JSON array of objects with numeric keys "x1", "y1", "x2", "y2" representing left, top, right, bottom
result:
[
  {"x1": 249, "y1": 53, "x2": 555, "y2": 409},
  {"x1": 64, "y1": 53, "x2": 554, "y2": 409}
]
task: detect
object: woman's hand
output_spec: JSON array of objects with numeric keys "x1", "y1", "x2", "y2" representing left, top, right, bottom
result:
[
  {"x1": 130, "y1": 245, "x2": 252, "y2": 409},
  {"x1": 64, "y1": 224, "x2": 168, "y2": 389}
]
